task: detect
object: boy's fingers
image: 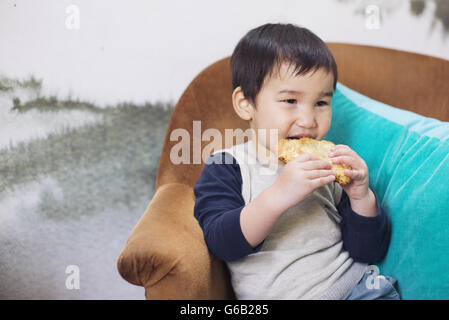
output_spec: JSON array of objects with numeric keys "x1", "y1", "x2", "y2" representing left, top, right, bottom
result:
[
  {"x1": 301, "y1": 159, "x2": 333, "y2": 170},
  {"x1": 345, "y1": 169, "x2": 362, "y2": 180},
  {"x1": 310, "y1": 174, "x2": 336, "y2": 188},
  {"x1": 293, "y1": 153, "x2": 332, "y2": 168},
  {"x1": 307, "y1": 169, "x2": 336, "y2": 180},
  {"x1": 330, "y1": 155, "x2": 358, "y2": 168},
  {"x1": 329, "y1": 145, "x2": 357, "y2": 157}
]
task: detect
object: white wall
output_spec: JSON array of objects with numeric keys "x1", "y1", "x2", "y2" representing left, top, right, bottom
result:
[{"x1": 0, "y1": 0, "x2": 447, "y2": 107}]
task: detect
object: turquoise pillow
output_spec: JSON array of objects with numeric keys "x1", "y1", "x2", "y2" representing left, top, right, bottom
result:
[{"x1": 325, "y1": 83, "x2": 449, "y2": 300}]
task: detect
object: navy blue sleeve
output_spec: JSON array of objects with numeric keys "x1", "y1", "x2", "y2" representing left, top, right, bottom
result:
[
  {"x1": 193, "y1": 152, "x2": 264, "y2": 262},
  {"x1": 337, "y1": 189, "x2": 391, "y2": 264}
]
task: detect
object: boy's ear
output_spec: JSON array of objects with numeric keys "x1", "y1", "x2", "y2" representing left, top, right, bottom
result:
[{"x1": 232, "y1": 86, "x2": 254, "y2": 121}]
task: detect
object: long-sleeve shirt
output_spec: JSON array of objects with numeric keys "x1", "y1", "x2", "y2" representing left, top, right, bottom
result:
[
  {"x1": 193, "y1": 142, "x2": 391, "y2": 299},
  {"x1": 194, "y1": 152, "x2": 391, "y2": 263}
]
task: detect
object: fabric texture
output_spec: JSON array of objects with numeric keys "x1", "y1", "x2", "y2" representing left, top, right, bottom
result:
[{"x1": 325, "y1": 83, "x2": 449, "y2": 299}]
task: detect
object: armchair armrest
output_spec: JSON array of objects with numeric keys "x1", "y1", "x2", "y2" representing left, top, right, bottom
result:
[{"x1": 117, "y1": 182, "x2": 234, "y2": 299}]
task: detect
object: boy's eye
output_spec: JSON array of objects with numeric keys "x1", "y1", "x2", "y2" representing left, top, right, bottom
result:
[
  {"x1": 283, "y1": 99, "x2": 297, "y2": 104},
  {"x1": 315, "y1": 101, "x2": 329, "y2": 107}
]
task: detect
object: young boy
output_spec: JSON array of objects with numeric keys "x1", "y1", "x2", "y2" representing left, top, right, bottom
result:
[{"x1": 193, "y1": 23, "x2": 399, "y2": 300}]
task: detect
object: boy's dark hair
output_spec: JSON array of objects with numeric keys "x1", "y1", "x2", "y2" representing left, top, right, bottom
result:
[{"x1": 230, "y1": 23, "x2": 338, "y2": 105}]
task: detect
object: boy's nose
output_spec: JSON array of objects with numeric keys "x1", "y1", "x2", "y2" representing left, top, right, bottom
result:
[{"x1": 294, "y1": 109, "x2": 316, "y2": 128}]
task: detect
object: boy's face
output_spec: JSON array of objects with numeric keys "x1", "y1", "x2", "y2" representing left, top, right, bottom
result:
[{"x1": 249, "y1": 63, "x2": 334, "y2": 161}]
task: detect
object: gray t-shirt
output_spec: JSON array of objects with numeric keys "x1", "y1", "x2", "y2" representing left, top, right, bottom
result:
[{"x1": 213, "y1": 140, "x2": 367, "y2": 299}]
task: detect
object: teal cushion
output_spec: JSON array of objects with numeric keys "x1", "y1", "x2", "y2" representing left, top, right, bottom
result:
[{"x1": 324, "y1": 83, "x2": 449, "y2": 300}]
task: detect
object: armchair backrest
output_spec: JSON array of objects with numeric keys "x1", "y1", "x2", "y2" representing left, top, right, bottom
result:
[{"x1": 156, "y1": 43, "x2": 449, "y2": 190}]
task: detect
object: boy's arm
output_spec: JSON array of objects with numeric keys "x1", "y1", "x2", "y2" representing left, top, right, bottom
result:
[
  {"x1": 240, "y1": 180, "x2": 286, "y2": 248},
  {"x1": 194, "y1": 152, "x2": 280, "y2": 262},
  {"x1": 337, "y1": 187, "x2": 391, "y2": 264},
  {"x1": 196, "y1": 151, "x2": 336, "y2": 262}
]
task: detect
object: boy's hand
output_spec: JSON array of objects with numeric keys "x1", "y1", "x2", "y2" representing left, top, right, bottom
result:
[
  {"x1": 273, "y1": 153, "x2": 336, "y2": 210},
  {"x1": 329, "y1": 145, "x2": 370, "y2": 201}
]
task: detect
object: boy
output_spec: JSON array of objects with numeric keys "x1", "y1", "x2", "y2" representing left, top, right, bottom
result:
[{"x1": 193, "y1": 23, "x2": 399, "y2": 300}]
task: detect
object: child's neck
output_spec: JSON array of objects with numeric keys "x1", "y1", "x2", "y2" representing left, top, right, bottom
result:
[{"x1": 249, "y1": 138, "x2": 284, "y2": 167}]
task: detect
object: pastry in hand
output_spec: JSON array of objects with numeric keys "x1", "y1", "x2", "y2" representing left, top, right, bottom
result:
[{"x1": 278, "y1": 137, "x2": 351, "y2": 185}]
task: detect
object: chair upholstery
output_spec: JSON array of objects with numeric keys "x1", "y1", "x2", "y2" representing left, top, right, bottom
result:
[{"x1": 117, "y1": 43, "x2": 449, "y2": 299}]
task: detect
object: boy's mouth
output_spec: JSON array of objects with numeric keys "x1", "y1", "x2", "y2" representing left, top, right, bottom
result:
[{"x1": 287, "y1": 134, "x2": 314, "y2": 139}]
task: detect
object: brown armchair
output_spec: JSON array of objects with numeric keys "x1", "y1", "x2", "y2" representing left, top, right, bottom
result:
[{"x1": 117, "y1": 43, "x2": 449, "y2": 300}]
